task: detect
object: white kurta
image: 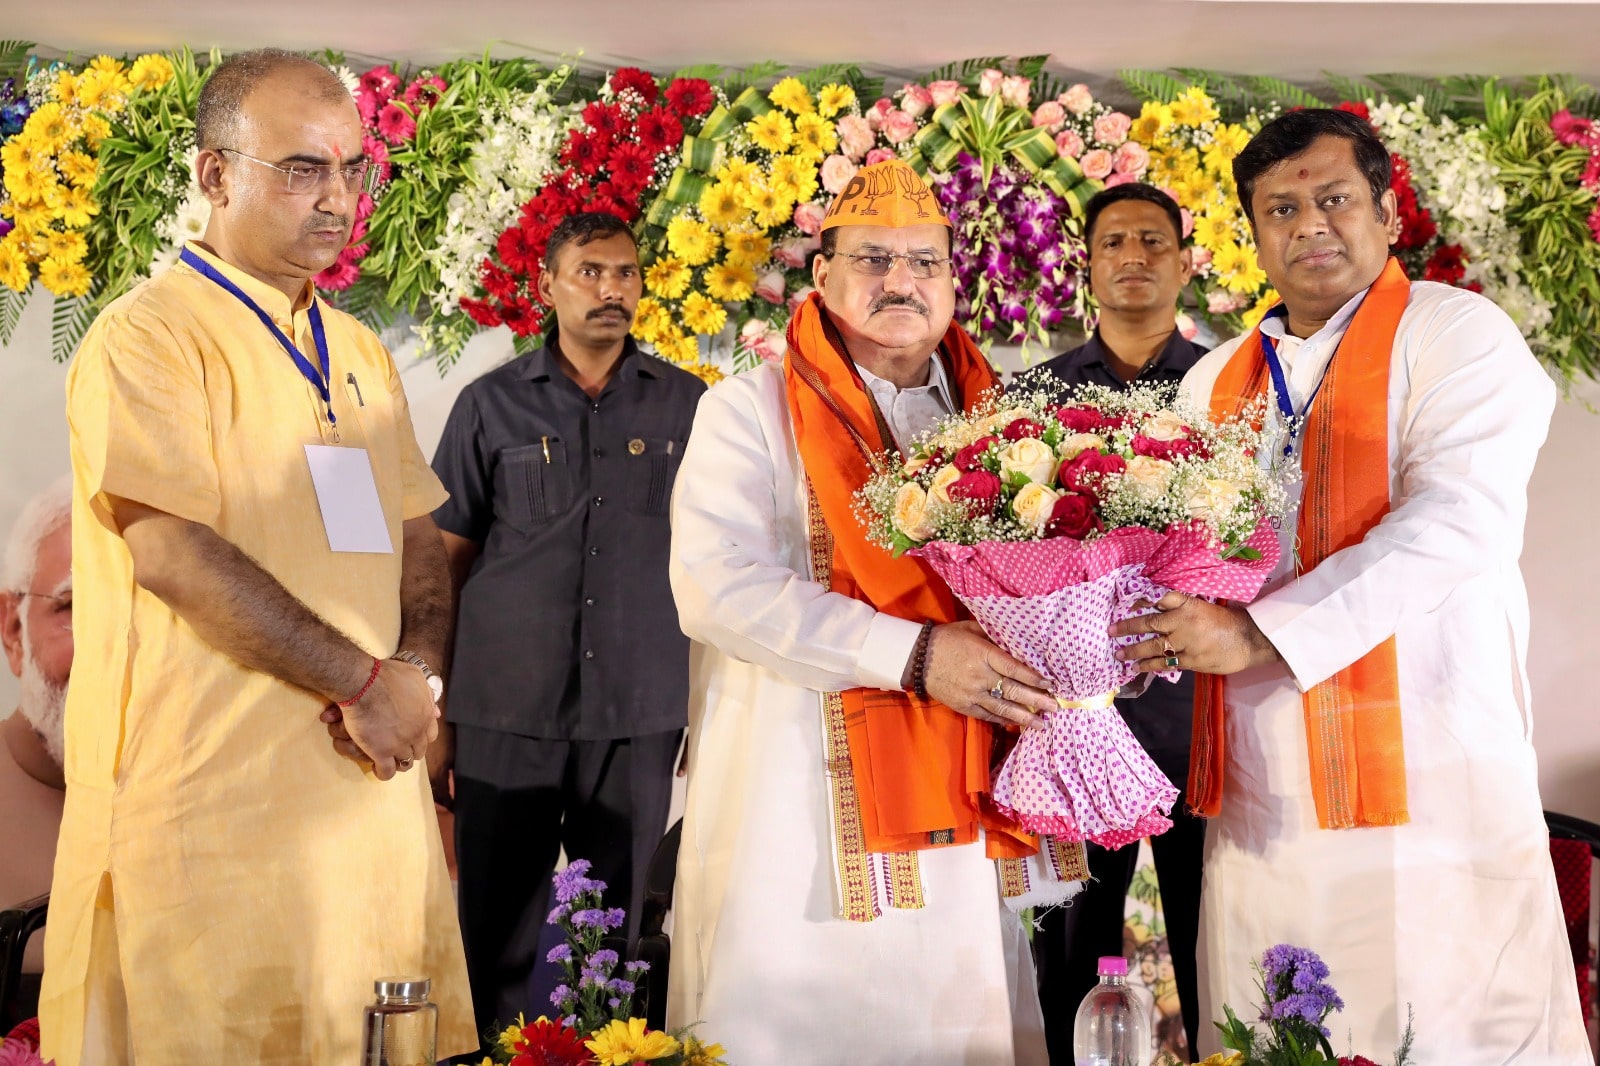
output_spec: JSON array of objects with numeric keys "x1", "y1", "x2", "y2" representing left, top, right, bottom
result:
[
  {"x1": 1182, "y1": 281, "x2": 1590, "y2": 1063},
  {"x1": 667, "y1": 362, "x2": 1048, "y2": 1065}
]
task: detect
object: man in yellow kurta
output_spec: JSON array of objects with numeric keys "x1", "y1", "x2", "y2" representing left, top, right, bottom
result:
[{"x1": 40, "y1": 49, "x2": 474, "y2": 1064}]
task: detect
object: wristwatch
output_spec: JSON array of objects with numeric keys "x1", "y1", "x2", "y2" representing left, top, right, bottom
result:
[{"x1": 390, "y1": 650, "x2": 444, "y2": 702}]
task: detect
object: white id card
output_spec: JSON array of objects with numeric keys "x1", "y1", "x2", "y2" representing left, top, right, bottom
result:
[{"x1": 304, "y1": 444, "x2": 394, "y2": 553}]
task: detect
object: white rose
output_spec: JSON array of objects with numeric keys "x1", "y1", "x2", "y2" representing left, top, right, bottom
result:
[
  {"x1": 1057, "y1": 433, "x2": 1107, "y2": 460},
  {"x1": 1186, "y1": 477, "x2": 1245, "y2": 523},
  {"x1": 1121, "y1": 455, "x2": 1176, "y2": 502},
  {"x1": 1140, "y1": 411, "x2": 1190, "y2": 442},
  {"x1": 893, "y1": 482, "x2": 938, "y2": 541},
  {"x1": 1011, "y1": 482, "x2": 1062, "y2": 536},
  {"x1": 935, "y1": 421, "x2": 986, "y2": 451},
  {"x1": 928, "y1": 463, "x2": 963, "y2": 505},
  {"x1": 901, "y1": 453, "x2": 934, "y2": 477},
  {"x1": 999, "y1": 437, "x2": 1058, "y2": 486}
]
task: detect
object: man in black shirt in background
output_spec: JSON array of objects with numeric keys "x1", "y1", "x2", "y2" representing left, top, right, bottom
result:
[
  {"x1": 429, "y1": 212, "x2": 706, "y2": 1035},
  {"x1": 1029, "y1": 183, "x2": 1206, "y2": 1063}
]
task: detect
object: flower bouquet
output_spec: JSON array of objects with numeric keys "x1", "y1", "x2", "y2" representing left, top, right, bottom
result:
[
  {"x1": 857, "y1": 380, "x2": 1292, "y2": 848},
  {"x1": 480, "y1": 859, "x2": 728, "y2": 1066}
]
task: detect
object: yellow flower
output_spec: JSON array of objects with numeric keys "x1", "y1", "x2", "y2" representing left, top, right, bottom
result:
[
  {"x1": 128, "y1": 53, "x2": 176, "y2": 92},
  {"x1": 51, "y1": 69, "x2": 79, "y2": 107},
  {"x1": 1210, "y1": 241, "x2": 1246, "y2": 278},
  {"x1": 768, "y1": 76, "x2": 814, "y2": 115},
  {"x1": 1194, "y1": 1054, "x2": 1243, "y2": 1066},
  {"x1": 715, "y1": 157, "x2": 759, "y2": 188},
  {"x1": 704, "y1": 260, "x2": 756, "y2": 302},
  {"x1": 722, "y1": 226, "x2": 771, "y2": 268},
  {"x1": 80, "y1": 113, "x2": 113, "y2": 148},
  {"x1": 1, "y1": 132, "x2": 46, "y2": 174},
  {"x1": 746, "y1": 111, "x2": 794, "y2": 154},
  {"x1": 59, "y1": 150, "x2": 99, "y2": 189},
  {"x1": 655, "y1": 332, "x2": 700, "y2": 365},
  {"x1": 699, "y1": 182, "x2": 747, "y2": 229},
  {"x1": 645, "y1": 256, "x2": 692, "y2": 299},
  {"x1": 1222, "y1": 248, "x2": 1267, "y2": 295},
  {"x1": 26, "y1": 103, "x2": 74, "y2": 152},
  {"x1": 88, "y1": 55, "x2": 124, "y2": 77},
  {"x1": 738, "y1": 181, "x2": 793, "y2": 230},
  {"x1": 631, "y1": 295, "x2": 672, "y2": 343},
  {"x1": 770, "y1": 154, "x2": 820, "y2": 203},
  {"x1": 679, "y1": 1032, "x2": 729, "y2": 1066},
  {"x1": 8, "y1": 201, "x2": 54, "y2": 236},
  {"x1": 681, "y1": 291, "x2": 728, "y2": 336},
  {"x1": 43, "y1": 229, "x2": 87, "y2": 263},
  {"x1": 1240, "y1": 288, "x2": 1280, "y2": 330},
  {"x1": 1170, "y1": 86, "x2": 1220, "y2": 128},
  {"x1": 53, "y1": 185, "x2": 98, "y2": 228},
  {"x1": 1129, "y1": 100, "x2": 1173, "y2": 143},
  {"x1": 0, "y1": 237, "x2": 31, "y2": 292},
  {"x1": 4, "y1": 163, "x2": 55, "y2": 204},
  {"x1": 75, "y1": 67, "x2": 131, "y2": 111},
  {"x1": 817, "y1": 83, "x2": 856, "y2": 119},
  {"x1": 1208, "y1": 123, "x2": 1251, "y2": 163},
  {"x1": 791, "y1": 113, "x2": 838, "y2": 160},
  {"x1": 666, "y1": 215, "x2": 720, "y2": 267},
  {"x1": 682, "y1": 361, "x2": 725, "y2": 387},
  {"x1": 39, "y1": 255, "x2": 92, "y2": 297}
]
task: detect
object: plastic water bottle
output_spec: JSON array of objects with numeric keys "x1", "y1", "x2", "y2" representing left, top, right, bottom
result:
[{"x1": 1072, "y1": 956, "x2": 1151, "y2": 1066}]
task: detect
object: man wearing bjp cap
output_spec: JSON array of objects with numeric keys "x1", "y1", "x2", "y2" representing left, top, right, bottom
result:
[{"x1": 667, "y1": 159, "x2": 1076, "y2": 1064}]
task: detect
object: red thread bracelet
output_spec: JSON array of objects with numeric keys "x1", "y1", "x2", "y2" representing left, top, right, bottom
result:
[{"x1": 336, "y1": 657, "x2": 382, "y2": 708}]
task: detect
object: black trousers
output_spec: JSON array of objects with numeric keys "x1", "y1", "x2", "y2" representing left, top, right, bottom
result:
[
  {"x1": 452, "y1": 726, "x2": 681, "y2": 1039},
  {"x1": 1033, "y1": 796, "x2": 1206, "y2": 1064}
]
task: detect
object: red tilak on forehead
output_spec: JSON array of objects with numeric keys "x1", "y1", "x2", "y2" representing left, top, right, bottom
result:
[{"x1": 1298, "y1": 168, "x2": 1310, "y2": 179}]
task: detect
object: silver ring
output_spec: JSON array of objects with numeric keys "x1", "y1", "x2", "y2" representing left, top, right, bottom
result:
[
  {"x1": 989, "y1": 679, "x2": 1005, "y2": 700},
  {"x1": 397, "y1": 757, "x2": 414, "y2": 770}
]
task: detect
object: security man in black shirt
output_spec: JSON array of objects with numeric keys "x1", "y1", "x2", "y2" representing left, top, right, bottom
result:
[{"x1": 429, "y1": 212, "x2": 706, "y2": 1035}]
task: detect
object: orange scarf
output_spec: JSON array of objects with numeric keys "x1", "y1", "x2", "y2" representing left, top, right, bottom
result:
[
  {"x1": 1192, "y1": 257, "x2": 1410, "y2": 830},
  {"x1": 784, "y1": 292, "x2": 1034, "y2": 859}
]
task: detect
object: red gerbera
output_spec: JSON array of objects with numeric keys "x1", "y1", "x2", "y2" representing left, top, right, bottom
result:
[
  {"x1": 581, "y1": 100, "x2": 627, "y2": 140},
  {"x1": 1335, "y1": 99, "x2": 1371, "y2": 122},
  {"x1": 608, "y1": 67, "x2": 659, "y2": 106},
  {"x1": 355, "y1": 65, "x2": 400, "y2": 122},
  {"x1": 482, "y1": 260, "x2": 519, "y2": 301},
  {"x1": 1423, "y1": 242, "x2": 1469, "y2": 287},
  {"x1": 560, "y1": 130, "x2": 612, "y2": 176},
  {"x1": 665, "y1": 77, "x2": 715, "y2": 118},
  {"x1": 586, "y1": 194, "x2": 633, "y2": 222},
  {"x1": 635, "y1": 106, "x2": 684, "y2": 156},
  {"x1": 497, "y1": 225, "x2": 542, "y2": 274},
  {"x1": 504, "y1": 1016, "x2": 590, "y2": 1066},
  {"x1": 376, "y1": 101, "x2": 417, "y2": 145},
  {"x1": 607, "y1": 142, "x2": 655, "y2": 198},
  {"x1": 1388, "y1": 154, "x2": 1436, "y2": 251},
  {"x1": 500, "y1": 297, "x2": 545, "y2": 337},
  {"x1": 403, "y1": 75, "x2": 448, "y2": 110},
  {"x1": 521, "y1": 187, "x2": 572, "y2": 232},
  {"x1": 459, "y1": 296, "x2": 503, "y2": 327}
]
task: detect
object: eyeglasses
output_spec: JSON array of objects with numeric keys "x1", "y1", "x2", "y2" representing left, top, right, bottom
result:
[
  {"x1": 22, "y1": 589, "x2": 72, "y2": 631},
  {"x1": 831, "y1": 252, "x2": 953, "y2": 280},
  {"x1": 219, "y1": 148, "x2": 376, "y2": 196}
]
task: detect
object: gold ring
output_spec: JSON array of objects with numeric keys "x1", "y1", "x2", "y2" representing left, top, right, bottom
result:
[
  {"x1": 989, "y1": 679, "x2": 1005, "y2": 700},
  {"x1": 1164, "y1": 654, "x2": 1180, "y2": 669}
]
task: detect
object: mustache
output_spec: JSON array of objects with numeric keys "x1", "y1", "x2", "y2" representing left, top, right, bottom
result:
[
  {"x1": 871, "y1": 294, "x2": 928, "y2": 315},
  {"x1": 588, "y1": 303, "x2": 630, "y2": 319},
  {"x1": 305, "y1": 212, "x2": 350, "y2": 233}
]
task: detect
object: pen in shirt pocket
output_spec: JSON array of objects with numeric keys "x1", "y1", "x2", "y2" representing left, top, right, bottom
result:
[
  {"x1": 345, "y1": 372, "x2": 365, "y2": 408},
  {"x1": 541, "y1": 435, "x2": 551, "y2": 463}
]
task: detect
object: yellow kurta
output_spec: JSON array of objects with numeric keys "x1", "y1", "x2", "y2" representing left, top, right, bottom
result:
[{"x1": 41, "y1": 242, "x2": 474, "y2": 1064}]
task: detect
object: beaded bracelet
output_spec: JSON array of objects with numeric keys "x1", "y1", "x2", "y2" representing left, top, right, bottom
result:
[
  {"x1": 336, "y1": 656, "x2": 382, "y2": 708},
  {"x1": 909, "y1": 620, "x2": 936, "y2": 700}
]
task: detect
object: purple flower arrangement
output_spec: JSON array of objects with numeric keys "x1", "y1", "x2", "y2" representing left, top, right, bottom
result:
[
  {"x1": 545, "y1": 859, "x2": 650, "y2": 1033},
  {"x1": 934, "y1": 151, "x2": 1090, "y2": 352}
]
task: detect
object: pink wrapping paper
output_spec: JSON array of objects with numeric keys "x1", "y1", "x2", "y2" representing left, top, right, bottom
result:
[{"x1": 911, "y1": 522, "x2": 1279, "y2": 848}]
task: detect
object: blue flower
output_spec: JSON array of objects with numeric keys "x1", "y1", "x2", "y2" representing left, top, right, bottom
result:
[
  {"x1": 607, "y1": 978, "x2": 636, "y2": 996},
  {"x1": 546, "y1": 903, "x2": 572, "y2": 925},
  {"x1": 588, "y1": 948, "x2": 619, "y2": 970},
  {"x1": 550, "y1": 984, "x2": 572, "y2": 1008},
  {"x1": 608, "y1": 996, "x2": 621, "y2": 1009},
  {"x1": 602, "y1": 907, "x2": 626, "y2": 931},
  {"x1": 553, "y1": 859, "x2": 607, "y2": 904},
  {"x1": 569, "y1": 908, "x2": 605, "y2": 928}
]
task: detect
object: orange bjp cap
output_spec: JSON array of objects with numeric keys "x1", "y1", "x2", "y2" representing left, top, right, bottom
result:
[{"x1": 819, "y1": 158, "x2": 953, "y2": 231}]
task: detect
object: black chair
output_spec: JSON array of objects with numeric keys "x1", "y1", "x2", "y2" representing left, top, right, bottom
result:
[
  {"x1": 1546, "y1": 811, "x2": 1600, "y2": 1057},
  {"x1": 0, "y1": 892, "x2": 49, "y2": 1033},
  {"x1": 633, "y1": 818, "x2": 682, "y2": 1030}
]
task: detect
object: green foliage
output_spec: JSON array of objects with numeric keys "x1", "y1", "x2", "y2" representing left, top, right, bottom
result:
[
  {"x1": 1321, "y1": 71, "x2": 1380, "y2": 106},
  {"x1": 51, "y1": 287, "x2": 99, "y2": 362},
  {"x1": 717, "y1": 60, "x2": 784, "y2": 97},
  {"x1": 1368, "y1": 73, "x2": 1453, "y2": 117},
  {"x1": 0, "y1": 39, "x2": 33, "y2": 82},
  {"x1": 926, "y1": 56, "x2": 1008, "y2": 85},
  {"x1": 1119, "y1": 68, "x2": 1189, "y2": 105},
  {"x1": 0, "y1": 285, "x2": 26, "y2": 348}
]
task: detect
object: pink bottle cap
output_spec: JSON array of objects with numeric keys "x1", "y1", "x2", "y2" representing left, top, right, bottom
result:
[{"x1": 1097, "y1": 956, "x2": 1129, "y2": 976}]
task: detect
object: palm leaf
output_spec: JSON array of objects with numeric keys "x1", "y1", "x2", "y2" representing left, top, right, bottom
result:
[
  {"x1": 1119, "y1": 68, "x2": 1187, "y2": 105},
  {"x1": 720, "y1": 60, "x2": 784, "y2": 96},
  {"x1": 1322, "y1": 72, "x2": 1380, "y2": 105},
  {"x1": 1368, "y1": 73, "x2": 1451, "y2": 117},
  {"x1": 925, "y1": 57, "x2": 1007, "y2": 85},
  {"x1": 0, "y1": 39, "x2": 33, "y2": 82},
  {"x1": 1244, "y1": 75, "x2": 1327, "y2": 111},
  {"x1": 0, "y1": 284, "x2": 29, "y2": 347},
  {"x1": 51, "y1": 289, "x2": 102, "y2": 363},
  {"x1": 672, "y1": 63, "x2": 725, "y2": 83}
]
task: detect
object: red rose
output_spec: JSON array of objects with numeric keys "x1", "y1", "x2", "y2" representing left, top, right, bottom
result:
[
  {"x1": 665, "y1": 77, "x2": 715, "y2": 117},
  {"x1": 1130, "y1": 434, "x2": 1203, "y2": 461},
  {"x1": 609, "y1": 67, "x2": 660, "y2": 106},
  {"x1": 1058, "y1": 450, "x2": 1126, "y2": 498},
  {"x1": 459, "y1": 296, "x2": 503, "y2": 327},
  {"x1": 953, "y1": 435, "x2": 998, "y2": 472},
  {"x1": 1055, "y1": 405, "x2": 1106, "y2": 433},
  {"x1": 1044, "y1": 492, "x2": 1100, "y2": 539},
  {"x1": 1000, "y1": 417, "x2": 1044, "y2": 441},
  {"x1": 946, "y1": 470, "x2": 1003, "y2": 514},
  {"x1": 636, "y1": 106, "x2": 685, "y2": 156},
  {"x1": 1338, "y1": 1058, "x2": 1381, "y2": 1066}
]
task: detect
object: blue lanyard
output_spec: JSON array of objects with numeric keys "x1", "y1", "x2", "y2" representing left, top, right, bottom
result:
[
  {"x1": 1259, "y1": 307, "x2": 1325, "y2": 456},
  {"x1": 180, "y1": 247, "x2": 337, "y2": 429}
]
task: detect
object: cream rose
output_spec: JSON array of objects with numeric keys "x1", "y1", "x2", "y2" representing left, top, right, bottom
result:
[
  {"x1": 901, "y1": 453, "x2": 934, "y2": 477},
  {"x1": 928, "y1": 463, "x2": 963, "y2": 505},
  {"x1": 1186, "y1": 477, "x2": 1244, "y2": 524},
  {"x1": 1121, "y1": 455, "x2": 1176, "y2": 501},
  {"x1": 1011, "y1": 481, "x2": 1062, "y2": 536},
  {"x1": 1141, "y1": 410, "x2": 1190, "y2": 442},
  {"x1": 999, "y1": 437, "x2": 1058, "y2": 486},
  {"x1": 1057, "y1": 433, "x2": 1108, "y2": 460},
  {"x1": 986, "y1": 406, "x2": 1036, "y2": 433},
  {"x1": 893, "y1": 482, "x2": 938, "y2": 541}
]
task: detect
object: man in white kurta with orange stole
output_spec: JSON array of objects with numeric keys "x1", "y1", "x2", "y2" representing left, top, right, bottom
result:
[
  {"x1": 1113, "y1": 109, "x2": 1590, "y2": 1062},
  {"x1": 668, "y1": 160, "x2": 1084, "y2": 1064}
]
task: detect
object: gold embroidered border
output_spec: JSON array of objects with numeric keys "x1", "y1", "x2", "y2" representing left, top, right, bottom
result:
[
  {"x1": 822, "y1": 689, "x2": 877, "y2": 921},
  {"x1": 1048, "y1": 838, "x2": 1090, "y2": 883},
  {"x1": 997, "y1": 856, "x2": 1029, "y2": 900},
  {"x1": 888, "y1": 852, "x2": 925, "y2": 910}
]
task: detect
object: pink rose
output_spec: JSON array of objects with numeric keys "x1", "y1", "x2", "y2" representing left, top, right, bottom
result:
[
  {"x1": 792, "y1": 200, "x2": 828, "y2": 236},
  {"x1": 977, "y1": 68, "x2": 1005, "y2": 98},
  {"x1": 1112, "y1": 140, "x2": 1149, "y2": 175},
  {"x1": 900, "y1": 83, "x2": 934, "y2": 118},
  {"x1": 836, "y1": 115, "x2": 875, "y2": 160},
  {"x1": 865, "y1": 97, "x2": 894, "y2": 131},
  {"x1": 864, "y1": 146, "x2": 897, "y2": 166},
  {"x1": 1180, "y1": 207, "x2": 1195, "y2": 239},
  {"x1": 1093, "y1": 111, "x2": 1132, "y2": 146},
  {"x1": 1079, "y1": 148, "x2": 1114, "y2": 180},
  {"x1": 820, "y1": 154, "x2": 860, "y2": 195},
  {"x1": 1059, "y1": 83, "x2": 1094, "y2": 116},
  {"x1": 881, "y1": 110, "x2": 917, "y2": 145},
  {"x1": 787, "y1": 285, "x2": 815, "y2": 314},
  {"x1": 1190, "y1": 246, "x2": 1213, "y2": 270},
  {"x1": 1207, "y1": 290, "x2": 1248, "y2": 314},
  {"x1": 754, "y1": 268, "x2": 787, "y2": 303},
  {"x1": 1104, "y1": 171, "x2": 1136, "y2": 188},
  {"x1": 772, "y1": 236, "x2": 819, "y2": 269},
  {"x1": 1176, "y1": 311, "x2": 1199, "y2": 341},
  {"x1": 1032, "y1": 101, "x2": 1066, "y2": 132},
  {"x1": 1000, "y1": 75, "x2": 1031, "y2": 111},
  {"x1": 1055, "y1": 129, "x2": 1085, "y2": 160},
  {"x1": 738, "y1": 317, "x2": 769, "y2": 347},
  {"x1": 929, "y1": 80, "x2": 965, "y2": 107}
]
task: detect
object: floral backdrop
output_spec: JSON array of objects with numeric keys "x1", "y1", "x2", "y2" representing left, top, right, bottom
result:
[{"x1": 1, "y1": 45, "x2": 1597, "y2": 386}]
